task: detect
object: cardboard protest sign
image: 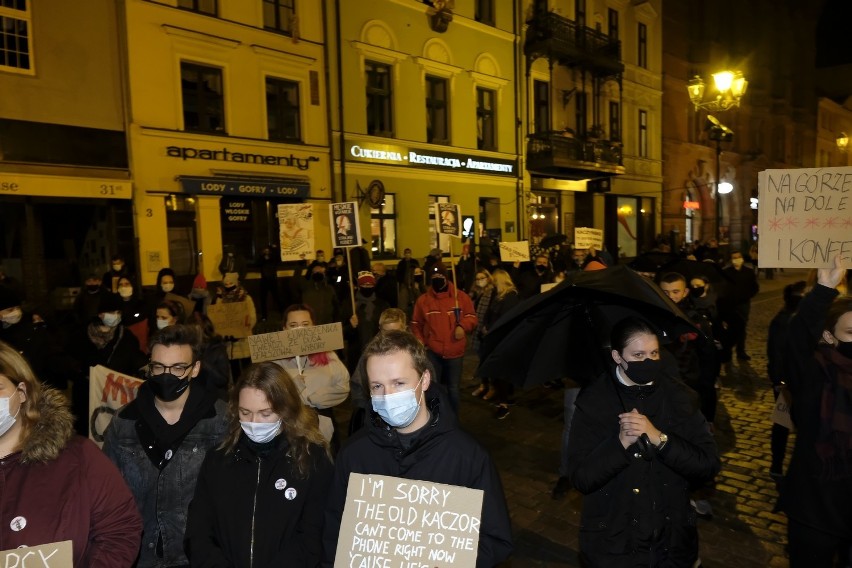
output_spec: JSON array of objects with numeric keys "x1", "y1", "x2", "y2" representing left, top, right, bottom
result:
[
  {"x1": 89, "y1": 366, "x2": 144, "y2": 447},
  {"x1": 574, "y1": 227, "x2": 603, "y2": 250},
  {"x1": 771, "y1": 389, "x2": 794, "y2": 431},
  {"x1": 248, "y1": 323, "x2": 344, "y2": 363},
  {"x1": 498, "y1": 241, "x2": 530, "y2": 262},
  {"x1": 434, "y1": 203, "x2": 462, "y2": 238},
  {"x1": 330, "y1": 201, "x2": 362, "y2": 248},
  {"x1": 278, "y1": 203, "x2": 315, "y2": 261},
  {"x1": 1, "y1": 540, "x2": 73, "y2": 568},
  {"x1": 334, "y1": 474, "x2": 484, "y2": 568},
  {"x1": 207, "y1": 300, "x2": 254, "y2": 339},
  {"x1": 758, "y1": 167, "x2": 852, "y2": 268}
]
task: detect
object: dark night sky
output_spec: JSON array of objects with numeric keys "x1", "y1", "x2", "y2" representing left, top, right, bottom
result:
[{"x1": 815, "y1": 0, "x2": 851, "y2": 67}]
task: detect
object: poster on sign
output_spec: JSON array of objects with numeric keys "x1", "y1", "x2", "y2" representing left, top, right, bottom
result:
[
  {"x1": 208, "y1": 300, "x2": 254, "y2": 339},
  {"x1": 278, "y1": 203, "x2": 315, "y2": 261},
  {"x1": 89, "y1": 366, "x2": 144, "y2": 447},
  {"x1": 1, "y1": 540, "x2": 73, "y2": 568},
  {"x1": 574, "y1": 227, "x2": 604, "y2": 250},
  {"x1": 248, "y1": 323, "x2": 344, "y2": 363},
  {"x1": 498, "y1": 241, "x2": 530, "y2": 263},
  {"x1": 757, "y1": 167, "x2": 852, "y2": 268},
  {"x1": 334, "y1": 473, "x2": 484, "y2": 568},
  {"x1": 435, "y1": 203, "x2": 462, "y2": 238},
  {"x1": 330, "y1": 202, "x2": 362, "y2": 248}
]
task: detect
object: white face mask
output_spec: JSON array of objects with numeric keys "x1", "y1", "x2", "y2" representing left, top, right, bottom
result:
[
  {"x1": 0, "y1": 392, "x2": 22, "y2": 438},
  {"x1": 240, "y1": 420, "x2": 281, "y2": 443},
  {"x1": 731, "y1": 258, "x2": 744, "y2": 268},
  {"x1": 161, "y1": 283, "x2": 174, "y2": 293},
  {"x1": 371, "y1": 376, "x2": 424, "y2": 428},
  {"x1": 112, "y1": 263, "x2": 123, "y2": 272},
  {"x1": 1, "y1": 308, "x2": 22, "y2": 326},
  {"x1": 156, "y1": 319, "x2": 171, "y2": 330},
  {"x1": 118, "y1": 286, "x2": 133, "y2": 298},
  {"x1": 101, "y1": 312, "x2": 122, "y2": 328}
]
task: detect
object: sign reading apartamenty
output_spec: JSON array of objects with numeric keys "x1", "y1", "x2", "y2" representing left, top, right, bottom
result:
[
  {"x1": 248, "y1": 323, "x2": 344, "y2": 363},
  {"x1": 334, "y1": 474, "x2": 483, "y2": 568},
  {"x1": 757, "y1": 167, "x2": 852, "y2": 268},
  {"x1": 346, "y1": 140, "x2": 516, "y2": 177}
]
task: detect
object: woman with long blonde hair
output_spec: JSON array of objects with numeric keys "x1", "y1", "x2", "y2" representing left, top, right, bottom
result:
[{"x1": 186, "y1": 362, "x2": 333, "y2": 567}]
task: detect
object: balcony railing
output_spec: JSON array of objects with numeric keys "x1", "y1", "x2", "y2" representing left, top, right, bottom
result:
[
  {"x1": 525, "y1": 11, "x2": 622, "y2": 75},
  {"x1": 527, "y1": 132, "x2": 625, "y2": 175}
]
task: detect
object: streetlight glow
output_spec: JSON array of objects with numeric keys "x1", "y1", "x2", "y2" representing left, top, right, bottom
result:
[
  {"x1": 712, "y1": 71, "x2": 733, "y2": 92},
  {"x1": 718, "y1": 182, "x2": 733, "y2": 194}
]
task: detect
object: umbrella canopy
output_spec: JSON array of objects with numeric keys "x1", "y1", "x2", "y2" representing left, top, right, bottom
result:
[
  {"x1": 538, "y1": 233, "x2": 569, "y2": 249},
  {"x1": 478, "y1": 265, "x2": 700, "y2": 389},
  {"x1": 628, "y1": 251, "x2": 679, "y2": 274}
]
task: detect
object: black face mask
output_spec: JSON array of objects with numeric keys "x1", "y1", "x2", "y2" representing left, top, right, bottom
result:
[
  {"x1": 86, "y1": 284, "x2": 100, "y2": 293},
  {"x1": 691, "y1": 286, "x2": 705, "y2": 297},
  {"x1": 312, "y1": 272, "x2": 325, "y2": 282},
  {"x1": 414, "y1": 275, "x2": 424, "y2": 284},
  {"x1": 432, "y1": 277, "x2": 447, "y2": 292},
  {"x1": 147, "y1": 372, "x2": 190, "y2": 402},
  {"x1": 535, "y1": 265, "x2": 548, "y2": 273},
  {"x1": 621, "y1": 358, "x2": 660, "y2": 385},
  {"x1": 836, "y1": 339, "x2": 852, "y2": 360},
  {"x1": 360, "y1": 287, "x2": 375, "y2": 298}
]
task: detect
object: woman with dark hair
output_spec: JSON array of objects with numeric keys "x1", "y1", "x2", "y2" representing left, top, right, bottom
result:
[
  {"x1": 185, "y1": 362, "x2": 333, "y2": 567},
  {"x1": 190, "y1": 312, "x2": 232, "y2": 399},
  {"x1": 0, "y1": 340, "x2": 142, "y2": 566},
  {"x1": 149, "y1": 268, "x2": 196, "y2": 326},
  {"x1": 567, "y1": 316, "x2": 719, "y2": 567},
  {"x1": 273, "y1": 304, "x2": 349, "y2": 447},
  {"x1": 780, "y1": 257, "x2": 852, "y2": 566}
]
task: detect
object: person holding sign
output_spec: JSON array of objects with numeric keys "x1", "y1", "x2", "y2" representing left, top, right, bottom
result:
[
  {"x1": 186, "y1": 362, "x2": 333, "y2": 567},
  {"x1": 322, "y1": 330, "x2": 513, "y2": 567},
  {"x1": 779, "y1": 256, "x2": 852, "y2": 567},
  {"x1": 0, "y1": 341, "x2": 142, "y2": 567},
  {"x1": 103, "y1": 325, "x2": 228, "y2": 568}
]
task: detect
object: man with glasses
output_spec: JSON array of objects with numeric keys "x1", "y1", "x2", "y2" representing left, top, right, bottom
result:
[{"x1": 103, "y1": 324, "x2": 228, "y2": 568}]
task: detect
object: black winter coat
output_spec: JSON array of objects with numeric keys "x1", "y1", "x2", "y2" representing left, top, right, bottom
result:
[
  {"x1": 322, "y1": 385, "x2": 513, "y2": 567},
  {"x1": 186, "y1": 433, "x2": 333, "y2": 567},
  {"x1": 567, "y1": 369, "x2": 719, "y2": 567}
]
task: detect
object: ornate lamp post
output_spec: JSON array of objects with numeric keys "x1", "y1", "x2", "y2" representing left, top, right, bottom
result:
[{"x1": 687, "y1": 70, "x2": 747, "y2": 243}]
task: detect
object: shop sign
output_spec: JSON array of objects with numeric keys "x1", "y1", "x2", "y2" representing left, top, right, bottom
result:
[
  {"x1": 166, "y1": 146, "x2": 320, "y2": 170},
  {"x1": 683, "y1": 201, "x2": 700, "y2": 209},
  {"x1": 221, "y1": 198, "x2": 252, "y2": 224},
  {"x1": 178, "y1": 176, "x2": 310, "y2": 198},
  {"x1": 346, "y1": 140, "x2": 516, "y2": 177}
]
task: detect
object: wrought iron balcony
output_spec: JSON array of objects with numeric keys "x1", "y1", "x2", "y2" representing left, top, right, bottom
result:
[
  {"x1": 525, "y1": 11, "x2": 623, "y2": 77},
  {"x1": 527, "y1": 132, "x2": 625, "y2": 178}
]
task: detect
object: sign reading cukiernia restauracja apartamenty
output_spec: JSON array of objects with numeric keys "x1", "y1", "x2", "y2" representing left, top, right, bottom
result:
[{"x1": 345, "y1": 139, "x2": 516, "y2": 177}]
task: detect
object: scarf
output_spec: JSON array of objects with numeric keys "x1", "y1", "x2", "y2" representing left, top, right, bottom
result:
[
  {"x1": 356, "y1": 291, "x2": 377, "y2": 322},
  {"x1": 219, "y1": 285, "x2": 247, "y2": 303},
  {"x1": 87, "y1": 321, "x2": 119, "y2": 350},
  {"x1": 815, "y1": 345, "x2": 852, "y2": 480}
]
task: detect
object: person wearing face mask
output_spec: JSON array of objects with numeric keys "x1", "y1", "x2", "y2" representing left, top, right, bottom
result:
[
  {"x1": 778, "y1": 256, "x2": 852, "y2": 567},
  {"x1": 149, "y1": 268, "x2": 195, "y2": 327},
  {"x1": 510, "y1": 254, "x2": 554, "y2": 300},
  {"x1": 73, "y1": 273, "x2": 107, "y2": 324},
  {"x1": 294, "y1": 259, "x2": 339, "y2": 325},
  {"x1": 185, "y1": 362, "x2": 333, "y2": 567},
  {"x1": 255, "y1": 246, "x2": 283, "y2": 321},
  {"x1": 720, "y1": 250, "x2": 759, "y2": 363},
  {"x1": 410, "y1": 263, "x2": 478, "y2": 414},
  {"x1": 322, "y1": 330, "x2": 513, "y2": 567},
  {"x1": 0, "y1": 341, "x2": 143, "y2": 566},
  {"x1": 470, "y1": 269, "x2": 495, "y2": 400},
  {"x1": 103, "y1": 324, "x2": 228, "y2": 568},
  {"x1": 69, "y1": 293, "x2": 146, "y2": 435},
  {"x1": 101, "y1": 253, "x2": 130, "y2": 294},
  {"x1": 567, "y1": 317, "x2": 720, "y2": 567},
  {"x1": 342, "y1": 272, "x2": 390, "y2": 372},
  {"x1": 214, "y1": 272, "x2": 257, "y2": 365}
]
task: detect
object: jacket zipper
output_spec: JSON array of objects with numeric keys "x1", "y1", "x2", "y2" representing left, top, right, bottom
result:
[{"x1": 249, "y1": 456, "x2": 262, "y2": 568}]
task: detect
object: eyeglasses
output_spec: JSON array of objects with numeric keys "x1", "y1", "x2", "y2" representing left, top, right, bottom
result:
[{"x1": 147, "y1": 362, "x2": 195, "y2": 376}]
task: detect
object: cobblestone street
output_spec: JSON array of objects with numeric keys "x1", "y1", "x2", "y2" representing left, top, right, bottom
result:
[{"x1": 454, "y1": 269, "x2": 811, "y2": 567}]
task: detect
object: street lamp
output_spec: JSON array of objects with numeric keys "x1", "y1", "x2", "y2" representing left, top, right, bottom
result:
[
  {"x1": 687, "y1": 70, "x2": 748, "y2": 112},
  {"x1": 707, "y1": 115, "x2": 734, "y2": 243},
  {"x1": 838, "y1": 132, "x2": 849, "y2": 151}
]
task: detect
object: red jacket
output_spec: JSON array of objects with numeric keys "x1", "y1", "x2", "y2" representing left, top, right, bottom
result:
[
  {"x1": 411, "y1": 282, "x2": 477, "y2": 359},
  {"x1": 0, "y1": 390, "x2": 141, "y2": 567}
]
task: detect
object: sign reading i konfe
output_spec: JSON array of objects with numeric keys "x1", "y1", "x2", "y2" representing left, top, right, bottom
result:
[{"x1": 345, "y1": 140, "x2": 516, "y2": 177}]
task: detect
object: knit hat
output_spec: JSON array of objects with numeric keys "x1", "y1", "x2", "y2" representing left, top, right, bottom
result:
[
  {"x1": 97, "y1": 292, "x2": 124, "y2": 314},
  {"x1": 357, "y1": 271, "x2": 376, "y2": 287},
  {"x1": 0, "y1": 287, "x2": 21, "y2": 311}
]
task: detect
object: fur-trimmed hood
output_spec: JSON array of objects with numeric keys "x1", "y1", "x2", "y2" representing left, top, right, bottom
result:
[{"x1": 20, "y1": 387, "x2": 75, "y2": 464}]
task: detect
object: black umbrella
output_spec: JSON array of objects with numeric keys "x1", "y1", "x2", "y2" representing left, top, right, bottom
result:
[
  {"x1": 478, "y1": 265, "x2": 700, "y2": 389},
  {"x1": 628, "y1": 251, "x2": 679, "y2": 274},
  {"x1": 538, "y1": 233, "x2": 569, "y2": 249}
]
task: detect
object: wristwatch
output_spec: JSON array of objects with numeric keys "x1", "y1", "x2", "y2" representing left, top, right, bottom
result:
[{"x1": 656, "y1": 432, "x2": 669, "y2": 450}]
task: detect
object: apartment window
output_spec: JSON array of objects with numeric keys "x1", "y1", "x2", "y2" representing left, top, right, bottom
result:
[
  {"x1": 426, "y1": 75, "x2": 449, "y2": 144},
  {"x1": 638, "y1": 23, "x2": 648, "y2": 68},
  {"x1": 177, "y1": 0, "x2": 217, "y2": 15},
  {"x1": 365, "y1": 61, "x2": 393, "y2": 136},
  {"x1": 609, "y1": 101, "x2": 620, "y2": 140},
  {"x1": 370, "y1": 193, "x2": 397, "y2": 259},
  {"x1": 263, "y1": 0, "x2": 295, "y2": 34},
  {"x1": 533, "y1": 80, "x2": 550, "y2": 134},
  {"x1": 266, "y1": 78, "x2": 301, "y2": 142},
  {"x1": 476, "y1": 87, "x2": 496, "y2": 151},
  {"x1": 575, "y1": 92, "x2": 587, "y2": 136},
  {"x1": 475, "y1": 0, "x2": 495, "y2": 26},
  {"x1": 638, "y1": 110, "x2": 648, "y2": 157},
  {"x1": 575, "y1": 0, "x2": 586, "y2": 28},
  {"x1": 428, "y1": 195, "x2": 451, "y2": 254},
  {"x1": 0, "y1": 0, "x2": 31, "y2": 72},
  {"x1": 181, "y1": 63, "x2": 225, "y2": 133},
  {"x1": 608, "y1": 8, "x2": 619, "y2": 41}
]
